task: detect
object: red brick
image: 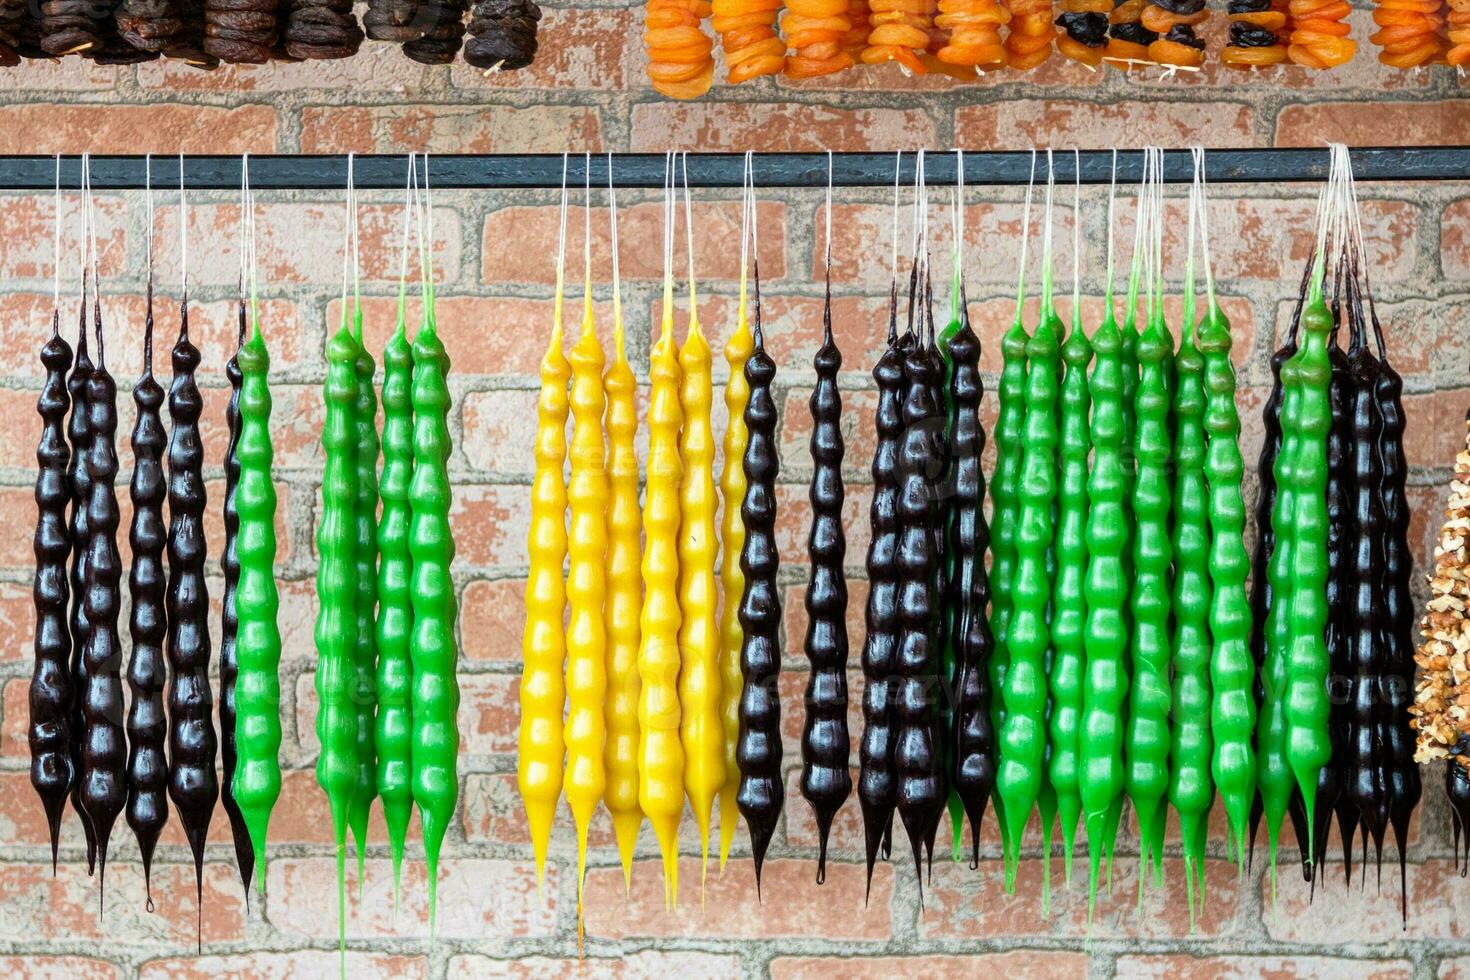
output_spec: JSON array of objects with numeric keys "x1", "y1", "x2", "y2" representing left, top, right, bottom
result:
[
  {"x1": 138, "y1": 43, "x2": 430, "y2": 92},
  {"x1": 1441, "y1": 201, "x2": 1470, "y2": 280},
  {"x1": 771, "y1": 952, "x2": 1089, "y2": 980},
  {"x1": 301, "y1": 104, "x2": 602, "y2": 154},
  {"x1": 823, "y1": 202, "x2": 1078, "y2": 287},
  {"x1": 266, "y1": 857, "x2": 555, "y2": 940},
  {"x1": 450, "y1": 8, "x2": 635, "y2": 90},
  {"x1": 460, "y1": 578, "x2": 528, "y2": 664},
  {"x1": 329, "y1": 295, "x2": 561, "y2": 377},
  {"x1": 483, "y1": 202, "x2": 786, "y2": 285},
  {"x1": 920, "y1": 856, "x2": 1242, "y2": 939},
  {"x1": 2, "y1": 677, "x2": 26, "y2": 758},
  {"x1": 1277, "y1": 101, "x2": 1470, "y2": 148},
  {"x1": 461, "y1": 771, "x2": 529, "y2": 845},
  {"x1": 448, "y1": 951, "x2": 741, "y2": 979},
  {"x1": 0, "y1": 488, "x2": 31, "y2": 566},
  {"x1": 462, "y1": 389, "x2": 541, "y2": 475},
  {"x1": 1264, "y1": 858, "x2": 1465, "y2": 942},
  {"x1": 0, "y1": 104, "x2": 276, "y2": 155},
  {"x1": 581, "y1": 858, "x2": 894, "y2": 939},
  {"x1": 224, "y1": 767, "x2": 395, "y2": 848},
  {"x1": 0, "y1": 58, "x2": 114, "y2": 91},
  {"x1": 1115, "y1": 955, "x2": 1412, "y2": 980},
  {"x1": 296, "y1": 671, "x2": 513, "y2": 760},
  {"x1": 1438, "y1": 957, "x2": 1470, "y2": 980},
  {"x1": 140, "y1": 952, "x2": 426, "y2": 980},
  {"x1": 1118, "y1": 197, "x2": 1419, "y2": 285},
  {"x1": 0, "y1": 956, "x2": 120, "y2": 979},
  {"x1": 630, "y1": 103, "x2": 939, "y2": 153},
  {"x1": 154, "y1": 202, "x2": 460, "y2": 289},
  {"x1": 0, "y1": 861, "x2": 244, "y2": 943},
  {"x1": 450, "y1": 485, "x2": 531, "y2": 568},
  {"x1": 1402, "y1": 389, "x2": 1468, "y2": 470},
  {"x1": 0, "y1": 579, "x2": 30, "y2": 662},
  {"x1": 0, "y1": 198, "x2": 127, "y2": 282},
  {"x1": 0, "y1": 770, "x2": 89, "y2": 847},
  {"x1": 958, "y1": 100, "x2": 1257, "y2": 149}
]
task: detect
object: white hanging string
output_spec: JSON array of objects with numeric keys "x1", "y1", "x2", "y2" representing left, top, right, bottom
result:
[
  {"x1": 1104, "y1": 148, "x2": 1117, "y2": 299},
  {"x1": 1194, "y1": 147, "x2": 1217, "y2": 309},
  {"x1": 1014, "y1": 149, "x2": 1036, "y2": 319},
  {"x1": 339, "y1": 153, "x2": 354, "y2": 329},
  {"x1": 608, "y1": 153, "x2": 623, "y2": 337},
  {"x1": 398, "y1": 152, "x2": 417, "y2": 303},
  {"x1": 952, "y1": 148, "x2": 964, "y2": 294},
  {"x1": 51, "y1": 154, "x2": 61, "y2": 315},
  {"x1": 681, "y1": 151, "x2": 698, "y2": 313},
  {"x1": 583, "y1": 152, "x2": 593, "y2": 323},
  {"x1": 1041, "y1": 148, "x2": 1055, "y2": 309},
  {"x1": 554, "y1": 152, "x2": 569, "y2": 331},
  {"x1": 238, "y1": 153, "x2": 248, "y2": 305},
  {"x1": 738, "y1": 150, "x2": 752, "y2": 308},
  {"x1": 888, "y1": 150, "x2": 902, "y2": 298},
  {"x1": 245, "y1": 154, "x2": 259, "y2": 334},
  {"x1": 1071, "y1": 148, "x2": 1081, "y2": 320},
  {"x1": 179, "y1": 153, "x2": 189, "y2": 302},
  {"x1": 660, "y1": 151, "x2": 674, "y2": 315}
]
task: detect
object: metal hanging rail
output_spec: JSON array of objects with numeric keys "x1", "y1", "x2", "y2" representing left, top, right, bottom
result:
[{"x1": 1, "y1": 147, "x2": 1468, "y2": 190}]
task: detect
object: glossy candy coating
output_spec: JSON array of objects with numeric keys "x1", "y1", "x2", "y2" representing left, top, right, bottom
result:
[
  {"x1": 801, "y1": 297, "x2": 850, "y2": 883},
  {"x1": 315, "y1": 323, "x2": 361, "y2": 946},
  {"x1": 409, "y1": 310, "x2": 460, "y2": 928},
  {"x1": 349, "y1": 316, "x2": 380, "y2": 869},
  {"x1": 65, "y1": 314, "x2": 97, "y2": 873},
  {"x1": 737, "y1": 272, "x2": 782, "y2": 890},
  {"x1": 1200, "y1": 300, "x2": 1257, "y2": 864},
  {"x1": 80, "y1": 304, "x2": 127, "y2": 897},
  {"x1": 127, "y1": 298, "x2": 170, "y2": 900},
  {"x1": 519, "y1": 316, "x2": 568, "y2": 889},
  {"x1": 605, "y1": 313, "x2": 645, "y2": 880},
  {"x1": 233, "y1": 318, "x2": 281, "y2": 892},
  {"x1": 1126, "y1": 300, "x2": 1174, "y2": 878},
  {"x1": 166, "y1": 309, "x2": 219, "y2": 924},
  {"x1": 220, "y1": 309, "x2": 253, "y2": 892},
  {"x1": 375, "y1": 313, "x2": 415, "y2": 892},
  {"x1": 29, "y1": 317, "x2": 74, "y2": 868},
  {"x1": 1049, "y1": 307, "x2": 1091, "y2": 881},
  {"x1": 566, "y1": 300, "x2": 609, "y2": 915},
  {"x1": 945, "y1": 294, "x2": 995, "y2": 868}
]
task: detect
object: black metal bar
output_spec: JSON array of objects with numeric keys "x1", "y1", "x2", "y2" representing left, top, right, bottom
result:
[{"x1": 1, "y1": 147, "x2": 1468, "y2": 190}]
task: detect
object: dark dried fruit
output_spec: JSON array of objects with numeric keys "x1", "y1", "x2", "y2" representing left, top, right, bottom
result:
[
  {"x1": 1055, "y1": 10, "x2": 1106, "y2": 45},
  {"x1": 1153, "y1": 0, "x2": 1205, "y2": 14},
  {"x1": 463, "y1": 0, "x2": 539, "y2": 69},
  {"x1": 363, "y1": 0, "x2": 420, "y2": 40},
  {"x1": 1163, "y1": 23, "x2": 1205, "y2": 46},
  {"x1": 1109, "y1": 20, "x2": 1157, "y2": 43},
  {"x1": 1229, "y1": 22, "x2": 1280, "y2": 45},
  {"x1": 1227, "y1": 0, "x2": 1271, "y2": 11},
  {"x1": 282, "y1": 0, "x2": 361, "y2": 58},
  {"x1": 400, "y1": 0, "x2": 464, "y2": 62}
]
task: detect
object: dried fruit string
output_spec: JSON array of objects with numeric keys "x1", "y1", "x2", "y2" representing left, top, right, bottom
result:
[
  {"x1": 408, "y1": 157, "x2": 461, "y2": 932},
  {"x1": 1287, "y1": 0, "x2": 1355, "y2": 68},
  {"x1": 316, "y1": 161, "x2": 364, "y2": 955},
  {"x1": 997, "y1": 150, "x2": 1059, "y2": 899},
  {"x1": 677, "y1": 153, "x2": 725, "y2": 890},
  {"x1": 1080, "y1": 153, "x2": 1129, "y2": 920},
  {"x1": 714, "y1": 155, "x2": 754, "y2": 872},
  {"x1": 736, "y1": 162, "x2": 782, "y2": 892},
  {"x1": 565, "y1": 154, "x2": 609, "y2": 932},
  {"x1": 643, "y1": 155, "x2": 688, "y2": 905},
  {"x1": 1127, "y1": 146, "x2": 1173, "y2": 883},
  {"x1": 518, "y1": 156, "x2": 570, "y2": 893},
  {"x1": 1170, "y1": 152, "x2": 1214, "y2": 920},
  {"x1": 376, "y1": 157, "x2": 419, "y2": 900},
  {"x1": 219, "y1": 159, "x2": 253, "y2": 895},
  {"x1": 1003, "y1": 0, "x2": 1057, "y2": 68},
  {"x1": 894, "y1": 153, "x2": 946, "y2": 894},
  {"x1": 29, "y1": 157, "x2": 75, "y2": 870},
  {"x1": 712, "y1": 0, "x2": 784, "y2": 82},
  {"x1": 783, "y1": 0, "x2": 855, "y2": 78},
  {"x1": 1049, "y1": 151, "x2": 1090, "y2": 885},
  {"x1": 863, "y1": 0, "x2": 936, "y2": 72},
  {"x1": 1056, "y1": 0, "x2": 1109, "y2": 66},
  {"x1": 644, "y1": 0, "x2": 716, "y2": 98},
  {"x1": 1346, "y1": 153, "x2": 1420, "y2": 916},
  {"x1": 78, "y1": 152, "x2": 128, "y2": 911},
  {"x1": 233, "y1": 157, "x2": 284, "y2": 896},
  {"x1": 936, "y1": 0, "x2": 1011, "y2": 72},
  {"x1": 943, "y1": 152, "x2": 995, "y2": 868},
  {"x1": 801, "y1": 152, "x2": 852, "y2": 882},
  {"x1": 859, "y1": 154, "x2": 907, "y2": 890},
  {"x1": 345, "y1": 158, "x2": 381, "y2": 880},
  {"x1": 987, "y1": 152, "x2": 1036, "y2": 862},
  {"x1": 1222, "y1": 0, "x2": 1291, "y2": 67},
  {"x1": 128, "y1": 158, "x2": 170, "y2": 905},
  {"x1": 603, "y1": 156, "x2": 645, "y2": 883},
  {"x1": 1196, "y1": 148, "x2": 1257, "y2": 871},
  {"x1": 1143, "y1": 0, "x2": 1208, "y2": 67}
]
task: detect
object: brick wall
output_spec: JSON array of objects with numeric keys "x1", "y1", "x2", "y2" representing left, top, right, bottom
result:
[{"x1": 1, "y1": 6, "x2": 1469, "y2": 977}]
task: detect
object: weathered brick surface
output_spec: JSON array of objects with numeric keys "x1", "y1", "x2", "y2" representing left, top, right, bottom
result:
[{"x1": 1, "y1": 25, "x2": 1469, "y2": 980}]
